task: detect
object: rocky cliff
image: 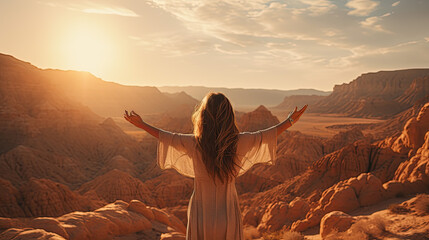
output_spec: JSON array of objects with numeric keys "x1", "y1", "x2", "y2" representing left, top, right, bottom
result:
[{"x1": 311, "y1": 69, "x2": 429, "y2": 118}]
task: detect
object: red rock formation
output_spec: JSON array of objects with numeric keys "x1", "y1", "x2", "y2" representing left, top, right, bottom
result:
[
  {"x1": 291, "y1": 173, "x2": 385, "y2": 232},
  {"x1": 311, "y1": 69, "x2": 429, "y2": 118},
  {"x1": 0, "y1": 200, "x2": 185, "y2": 240},
  {"x1": 79, "y1": 169, "x2": 156, "y2": 206},
  {"x1": 238, "y1": 105, "x2": 279, "y2": 132},
  {"x1": 396, "y1": 76, "x2": 429, "y2": 106},
  {"x1": 391, "y1": 103, "x2": 429, "y2": 155},
  {"x1": 144, "y1": 171, "x2": 193, "y2": 208},
  {"x1": 0, "y1": 178, "x2": 24, "y2": 217},
  {"x1": 320, "y1": 211, "x2": 356, "y2": 238},
  {"x1": 395, "y1": 131, "x2": 429, "y2": 186},
  {"x1": 97, "y1": 155, "x2": 137, "y2": 177},
  {"x1": 0, "y1": 145, "x2": 86, "y2": 187},
  {"x1": 0, "y1": 228, "x2": 65, "y2": 240},
  {"x1": 2, "y1": 178, "x2": 100, "y2": 218}
]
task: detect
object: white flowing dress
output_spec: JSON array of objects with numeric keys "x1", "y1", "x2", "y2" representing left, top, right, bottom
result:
[{"x1": 157, "y1": 127, "x2": 277, "y2": 240}]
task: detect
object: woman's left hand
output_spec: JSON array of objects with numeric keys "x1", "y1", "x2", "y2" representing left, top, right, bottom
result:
[
  {"x1": 124, "y1": 110, "x2": 144, "y2": 128},
  {"x1": 287, "y1": 105, "x2": 308, "y2": 124}
]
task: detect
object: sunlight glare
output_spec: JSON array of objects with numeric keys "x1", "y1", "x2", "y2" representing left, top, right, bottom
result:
[{"x1": 62, "y1": 23, "x2": 115, "y2": 75}]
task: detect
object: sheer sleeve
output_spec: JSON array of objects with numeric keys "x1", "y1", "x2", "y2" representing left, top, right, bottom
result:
[
  {"x1": 157, "y1": 130, "x2": 196, "y2": 178},
  {"x1": 236, "y1": 126, "x2": 278, "y2": 176}
]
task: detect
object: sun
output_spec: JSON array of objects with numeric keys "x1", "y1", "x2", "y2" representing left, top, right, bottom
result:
[{"x1": 61, "y1": 23, "x2": 115, "y2": 75}]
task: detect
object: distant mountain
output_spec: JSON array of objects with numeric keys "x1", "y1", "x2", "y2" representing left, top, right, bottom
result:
[
  {"x1": 158, "y1": 86, "x2": 330, "y2": 109},
  {"x1": 273, "y1": 95, "x2": 326, "y2": 111},
  {"x1": 311, "y1": 69, "x2": 429, "y2": 118},
  {"x1": 0, "y1": 53, "x2": 188, "y2": 216},
  {"x1": 43, "y1": 70, "x2": 198, "y2": 118}
]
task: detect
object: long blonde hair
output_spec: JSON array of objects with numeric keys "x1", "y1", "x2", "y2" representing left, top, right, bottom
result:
[{"x1": 192, "y1": 93, "x2": 240, "y2": 184}]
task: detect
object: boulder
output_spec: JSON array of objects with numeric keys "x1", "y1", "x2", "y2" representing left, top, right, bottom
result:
[
  {"x1": 160, "y1": 232, "x2": 186, "y2": 240},
  {"x1": 128, "y1": 200, "x2": 155, "y2": 220},
  {"x1": 0, "y1": 228, "x2": 66, "y2": 240},
  {"x1": 30, "y1": 217, "x2": 69, "y2": 239},
  {"x1": 320, "y1": 211, "x2": 356, "y2": 238}
]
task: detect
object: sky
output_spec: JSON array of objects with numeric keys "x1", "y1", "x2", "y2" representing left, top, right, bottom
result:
[{"x1": 0, "y1": 0, "x2": 428, "y2": 91}]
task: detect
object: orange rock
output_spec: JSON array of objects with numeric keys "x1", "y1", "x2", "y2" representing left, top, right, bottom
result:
[
  {"x1": 258, "y1": 202, "x2": 289, "y2": 231},
  {"x1": 168, "y1": 214, "x2": 187, "y2": 234},
  {"x1": 323, "y1": 186, "x2": 359, "y2": 213},
  {"x1": 320, "y1": 211, "x2": 356, "y2": 238},
  {"x1": 19, "y1": 178, "x2": 95, "y2": 217},
  {"x1": 127, "y1": 200, "x2": 155, "y2": 220},
  {"x1": 30, "y1": 217, "x2": 69, "y2": 239},
  {"x1": 237, "y1": 105, "x2": 279, "y2": 132},
  {"x1": 59, "y1": 200, "x2": 152, "y2": 240},
  {"x1": 0, "y1": 178, "x2": 25, "y2": 217},
  {"x1": 0, "y1": 228, "x2": 66, "y2": 240},
  {"x1": 151, "y1": 207, "x2": 171, "y2": 227},
  {"x1": 395, "y1": 131, "x2": 429, "y2": 186},
  {"x1": 160, "y1": 231, "x2": 186, "y2": 240},
  {"x1": 391, "y1": 103, "x2": 429, "y2": 154},
  {"x1": 79, "y1": 169, "x2": 155, "y2": 205},
  {"x1": 357, "y1": 174, "x2": 384, "y2": 206}
]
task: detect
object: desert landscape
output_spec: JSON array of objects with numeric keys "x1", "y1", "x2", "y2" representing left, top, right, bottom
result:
[{"x1": 0, "y1": 53, "x2": 428, "y2": 240}]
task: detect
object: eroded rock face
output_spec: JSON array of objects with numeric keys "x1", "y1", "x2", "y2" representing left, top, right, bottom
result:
[
  {"x1": 320, "y1": 211, "x2": 356, "y2": 238},
  {"x1": 237, "y1": 128, "x2": 367, "y2": 194},
  {"x1": 395, "y1": 131, "x2": 429, "y2": 185},
  {"x1": 144, "y1": 171, "x2": 193, "y2": 208},
  {"x1": 257, "y1": 197, "x2": 309, "y2": 232},
  {"x1": 291, "y1": 173, "x2": 385, "y2": 232},
  {"x1": 311, "y1": 69, "x2": 429, "y2": 118},
  {"x1": 391, "y1": 103, "x2": 429, "y2": 155},
  {"x1": 0, "y1": 178, "x2": 24, "y2": 217},
  {"x1": 238, "y1": 105, "x2": 279, "y2": 132},
  {"x1": 0, "y1": 200, "x2": 185, "y2": 240},
  {"x1": 0, "y1": 228, "x2": 66, "y2": 240},
  {"x1": 78, "y1": 169, "x2": 156, "y2": 206},
  {"x1": 0, "y1": 178, "x2": 98, "y2": 218}
]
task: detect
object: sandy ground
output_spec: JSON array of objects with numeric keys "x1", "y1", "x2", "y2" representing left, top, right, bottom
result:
[
  {"x1": 271, "y1": 111, "x2": 384, "y2": 138},
  {"x1": 303, "y1": 194, "x2": 429, "y2": 240}
]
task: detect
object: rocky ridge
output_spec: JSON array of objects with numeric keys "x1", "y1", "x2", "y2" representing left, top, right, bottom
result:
[{"x1": 311, "y1": 69, "x2": 429, "y2": 118}]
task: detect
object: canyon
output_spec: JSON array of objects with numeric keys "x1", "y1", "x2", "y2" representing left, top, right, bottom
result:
[{"x1": 0, "y1": 53, "x2": 428, "y2": 239}]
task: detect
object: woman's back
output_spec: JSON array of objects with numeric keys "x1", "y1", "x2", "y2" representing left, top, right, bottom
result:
[
  {"x1": 157, "y1": 127, "x2": 278, "y2": 240},
  {"x1": 125, "y1": 92, "x2": 307, "y2": 240}
]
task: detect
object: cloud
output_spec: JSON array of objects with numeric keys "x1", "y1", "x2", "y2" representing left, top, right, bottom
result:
[
  {"x1": 144, "y1": 0, "x2": 429, "y2": 73},
  {"x1": 81, "y1": 6, "x2": 139, "y2": 17},
  {"x1": 360, "y1": 14, "x2": 391, "y2": 33},
  {"x1": 37, "y1": 1, "x2": 139, "y2": 17},
  {"x1": 300, "y1": 0, "x2": 337, "y2": 15},
  {"x1": 346, "y1": 0, "x2": 379, "y2": 16},
  {"x1": 392, "y1": 1, "x2": 400, "y2": 7}
]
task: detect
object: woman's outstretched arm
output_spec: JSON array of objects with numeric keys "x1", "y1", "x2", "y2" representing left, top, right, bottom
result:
[
  {"x1": 275, "y1": 105, "x2": 307, "y2": 136},
  {"x1": 124, "y1": 110, "x2": 160, "y2": 139}
]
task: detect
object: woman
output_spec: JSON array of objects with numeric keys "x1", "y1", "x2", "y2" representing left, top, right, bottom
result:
[{"x1": 124, "y1": 92, "x2": 307, "y2": 240}]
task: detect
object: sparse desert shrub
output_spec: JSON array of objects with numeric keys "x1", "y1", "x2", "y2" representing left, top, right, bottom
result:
[
  {"x1": 262, "y1": 230, "x2": 284, "y2": 240},
  {"x1": 325, "y1": 216, "x2": 389, "y2": 240},
  {"x1": 414, "y1": 194, "x2": 429, "y2": 215},
  {"x1": 388, "y1": 203, "x2": 409, "y2": 214},
  {"x1": 282, "y1": 231, "x2": 305, "y2": 240}
]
